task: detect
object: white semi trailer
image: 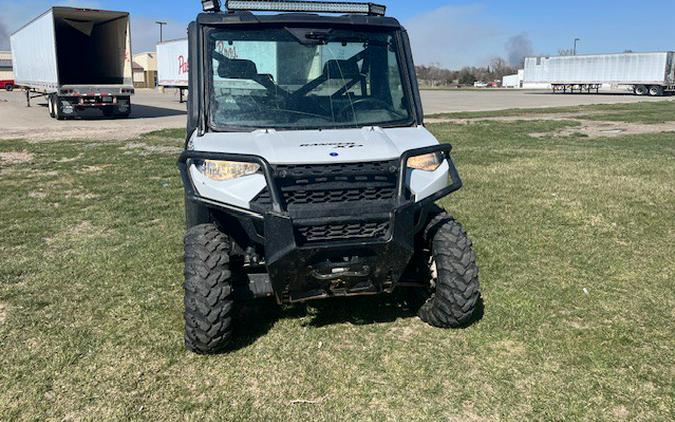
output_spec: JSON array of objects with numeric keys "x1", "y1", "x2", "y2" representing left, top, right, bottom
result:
[
  {"x1": 524, "y1": 52, "x2": 675, "y2": 96},
  {"x1": 157, "y1": 38, "x2": 189, "y2": 103},
  {"x1": 10, "y1": 7, "x2": 135, "y2": 119}
]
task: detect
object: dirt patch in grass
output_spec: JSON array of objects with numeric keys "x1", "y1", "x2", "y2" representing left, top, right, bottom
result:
[
  {"x1": 530, "y1": 120, "x2": 675, "y2": 139},
  {"x1": 28, "y1": 191, "x2": 48, "y2": 199},
  {"x1": 612, "y1": 405, "x2": 630, "y2": 420},
  {"x1": 44, "y1": 221, "x2": 107, "y2": 246},
  {"x1": 0, "y1": 151, "x2": 34, "y2": 165},
  {"x1": 78, "y1": 164, "x2": 113, "y2": 174},
  {"x1": 429, "y1": 113, "x2": 675, "y2": 139},
  {"x1": 122, "y1": 142, "x2": 182, "y2": 155},
  {"x1": 426, "y1": 112, "x2": 597, "y2": 125}
]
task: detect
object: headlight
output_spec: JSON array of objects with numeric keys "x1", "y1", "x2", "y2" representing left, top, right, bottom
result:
[
  {"x1": 408, "y1": 152, "x2": 443, "y2": 172},
  {"x1": 195, "y1": 160, "x2": 261, "y2": 181}
]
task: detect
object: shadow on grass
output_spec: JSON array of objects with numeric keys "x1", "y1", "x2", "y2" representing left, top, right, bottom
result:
[{"x1": 226, "y1": 292, "x2": 485, "y2": 351}]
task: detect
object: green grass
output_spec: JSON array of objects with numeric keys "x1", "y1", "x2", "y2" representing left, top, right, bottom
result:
[
  {"x1": 1, "y1": 107, "x2": 674, "y2": 420},
  {"x1": 429, "y1": 99, "x2": 675, "y2": 123}
]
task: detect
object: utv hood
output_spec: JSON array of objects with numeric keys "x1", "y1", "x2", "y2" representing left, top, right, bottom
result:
[{"x1": 190, "y1": 126, "x2": 439, "y2": 164}]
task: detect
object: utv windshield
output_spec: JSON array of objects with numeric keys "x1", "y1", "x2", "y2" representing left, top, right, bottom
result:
[{"x1": 207, "y1": 27, "x2": 413, "y2": 130}]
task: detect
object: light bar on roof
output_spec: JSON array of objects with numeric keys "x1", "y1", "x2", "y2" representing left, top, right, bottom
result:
[{"x1": 225, "y1": 1, "x2": 386, "y2": 16}]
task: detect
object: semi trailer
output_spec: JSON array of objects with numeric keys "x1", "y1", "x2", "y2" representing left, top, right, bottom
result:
[
  {"x1": 10, "y1": 7, "x2": 135, "y2": 119},
  {"x1": 157, "y1": 38, "x2": 189, "y2": 103},
  {"x1": 524, "y1": 52, "x2": 675, "y2": 96}
]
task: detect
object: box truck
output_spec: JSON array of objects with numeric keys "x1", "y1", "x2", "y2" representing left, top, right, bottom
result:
[
  {"x1": 10, "y1": 7, "x2": 135, "y2": 119},
  {"x1": 157, "y1": 38, "x2": 189, "y2": 102},
  {"x1": 524, "y1": 52, "x2": 675, "y2": 96}
]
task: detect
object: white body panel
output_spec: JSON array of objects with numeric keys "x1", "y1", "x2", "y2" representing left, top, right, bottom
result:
[
  {"x1": 157, "y1": 39, "x2": 189, "y2": 88},
  {"x1": 502, "y1": 73, "x2": 520, "y2": 88},
  {"x1": 524, "y1": 52, "x2": 675, "y2": 85},
  {"x1": 10, "y1": 10, "x2": 59, "y2": 90},
  {"x1": 189, "y1": 126, "x2": 449, "y2": 208},
  {"x1": 10, "y1": 7, "x2": 134, "y2": 93}
]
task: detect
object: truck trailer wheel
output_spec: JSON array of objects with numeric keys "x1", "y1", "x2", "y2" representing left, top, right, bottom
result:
[
  {"x1": 634, "y1": 85, "x2": 648, "y2": 96},
  {"x1": 417, "y1": 212, "x2": 481, "y2": 328},
  {"x1": 53, "y1": 96, "x2": 65, "y2": 120},
  {"x1": 5, "y1": 84, "x2": 13, "y2": 92},
  {"x1": 183, "y1": 224, "x2": 234, "y2": 354},
  {"x1": 48, "y1": 95, "x2": 56, "y2": 118},
  {"x1": 649, "y1": 86, "x2": 664, "y2": 97}
]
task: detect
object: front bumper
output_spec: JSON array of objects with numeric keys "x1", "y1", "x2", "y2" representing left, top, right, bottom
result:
[{"x1": 178, "y1": 144, "x2": 462, "y2": 302}]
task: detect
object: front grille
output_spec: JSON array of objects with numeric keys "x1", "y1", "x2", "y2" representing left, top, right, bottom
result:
[
  {"x1": 254, "y1": 186, "x2": 397, "y2": 207},
  {"x1": 250, "y1": 160, "x2": 399, "y2": 244},
  {"x1": 296, "y1": 221, "x2": 390, "y2": 243},
  {"x1": 251, "y1": 161, "x2": 399, "y2": 212}
]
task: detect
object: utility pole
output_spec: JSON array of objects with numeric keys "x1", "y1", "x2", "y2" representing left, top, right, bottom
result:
[
  {"x1": 573, "y1": 38, "x2": 581, "y2": 55},
  {"x1": 156, "y1": 21, "x2": 168, "y2": 43}
]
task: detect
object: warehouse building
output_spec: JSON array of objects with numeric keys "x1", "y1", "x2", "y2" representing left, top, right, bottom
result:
[
  {"x1": 132, "y1": 52, "x2": 158, "y2": 88},
  {"x1": 0, "y1": 51, "x2": 14, "y2": 81}
]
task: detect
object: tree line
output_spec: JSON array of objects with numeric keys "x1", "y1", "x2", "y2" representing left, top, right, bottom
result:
[{"x1": 416, "y1": 58, "x2": 518, "y2": 87}]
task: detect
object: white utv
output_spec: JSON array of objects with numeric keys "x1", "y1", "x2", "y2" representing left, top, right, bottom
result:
[{"x1": 179, "y1": 0, "x2": 480, "y2": 354}]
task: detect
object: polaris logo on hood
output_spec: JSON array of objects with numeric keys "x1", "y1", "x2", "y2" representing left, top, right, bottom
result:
[{"x1": 300, "y1": 142, "x2": 364, "y2": 149}]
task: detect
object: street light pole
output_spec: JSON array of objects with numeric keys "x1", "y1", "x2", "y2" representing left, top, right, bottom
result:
[
  {"x1": 573, "y1": 38, "x2": 581, "y2": 55},
  {"x1": 156, "y1": 21, "x2": 168, "y2": 43}
]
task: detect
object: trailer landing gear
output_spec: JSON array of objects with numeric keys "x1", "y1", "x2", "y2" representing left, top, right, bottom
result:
[{"x1": 552, "y1": 84, "x2": 600, "y2": 94}]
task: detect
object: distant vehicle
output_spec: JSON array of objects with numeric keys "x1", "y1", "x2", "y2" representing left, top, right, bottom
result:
[
  {"x1": 157, "y1": 38, "x2": 189, "y2": 103},
  {"x1": 0, "y1": 80, "x2": 14, "y2": 91},
  {"x1": 10, "y1": 7, "x2": 135, "y2": 119},
  {"x1": 524, "y1": 52, "x2": 675, "y2": 96},
  {"x1": 473, "y1": 81, "x2": 488, "y2": 88}
]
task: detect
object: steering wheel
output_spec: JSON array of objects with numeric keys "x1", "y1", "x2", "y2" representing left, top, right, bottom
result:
[{"x1": 338, "y1": 98, "x2": 394, "y2": 119}]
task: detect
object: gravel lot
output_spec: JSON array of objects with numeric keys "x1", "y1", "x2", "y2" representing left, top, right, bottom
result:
[{"x1": 0, "y1": 88, "x2": 671, "y2": 141}]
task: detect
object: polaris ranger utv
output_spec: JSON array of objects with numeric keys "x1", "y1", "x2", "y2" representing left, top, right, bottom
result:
[{"x1": 179, "y1": 0, "x2": 480, "y2": 354}]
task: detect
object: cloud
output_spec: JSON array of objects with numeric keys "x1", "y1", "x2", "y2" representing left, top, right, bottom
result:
[
  {"x1": 505, "y1": 33, "x2": 534, "y2": 67},
  {"x1": 404, "y1": 4, "x2": 506, "y2": 69}
]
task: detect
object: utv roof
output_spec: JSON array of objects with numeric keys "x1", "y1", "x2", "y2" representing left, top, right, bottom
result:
[{"x1": 196, "y1": 10, "x2": 403, "y2": 29}]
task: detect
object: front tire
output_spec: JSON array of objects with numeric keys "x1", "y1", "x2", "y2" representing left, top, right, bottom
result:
[
  {"x1": 418, "y1": 212, "x2": 481, "y2": 328},
  {"x1": 184, "y1": 224, "x2": 234, "y2": 354}
]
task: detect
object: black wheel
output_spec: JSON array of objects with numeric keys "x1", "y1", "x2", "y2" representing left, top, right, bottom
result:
[
  {"x1": 183, "y1": 224, "x2": 234, "y2": 354},
  {"x1": 634, "y1": 85, "x2": 648, "y2": 96},
  {"x1": 417, "y1": 211, "x2": 481, "y2": 328},
  {"x1": 48, "y1": 95, "x2": 56, "y2": 118},
  {"x1": 5, "y1": 84, "x2": 13, "y2": 92},
  {"x1": 53, "y1": 96, "x2": 66, "y2": 120},
  {"x1": 648, "y1": 86, "x2": 664, "y2": 97}
]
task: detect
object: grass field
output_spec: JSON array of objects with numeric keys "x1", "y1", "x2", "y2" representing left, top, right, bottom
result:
[
  {"x1": 1, "y1": 103, "x2": 674, "y2": 420},
  {"x1": 429, "y1": 99, "x2": 675, "y2": 124}
]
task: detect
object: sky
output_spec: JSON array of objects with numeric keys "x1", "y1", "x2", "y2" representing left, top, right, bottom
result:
[{"x1": 1, "y1": 0, "x2": 674, "y2": 69}]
